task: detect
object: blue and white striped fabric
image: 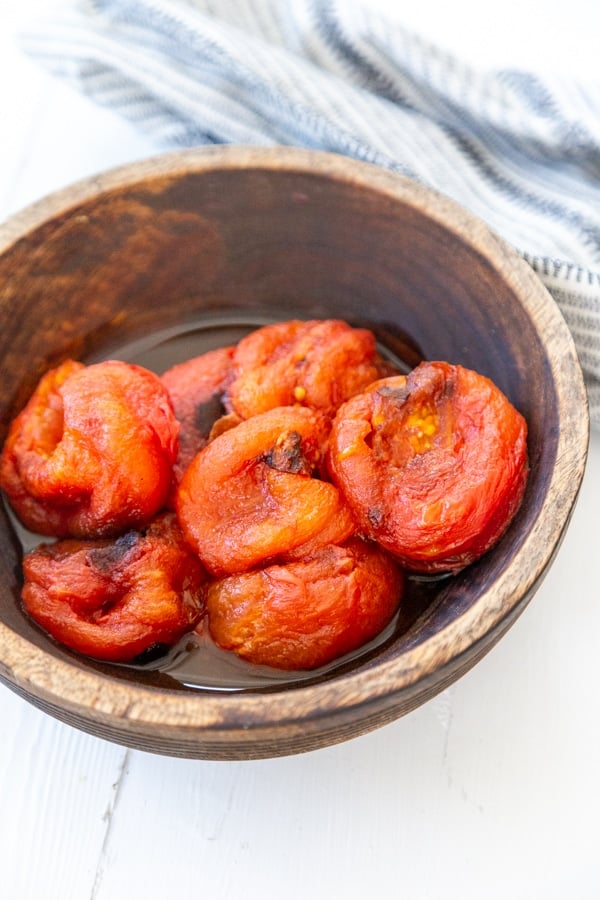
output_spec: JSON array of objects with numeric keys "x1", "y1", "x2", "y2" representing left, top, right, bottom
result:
[{"x1": 22, "y1": 0, "x2": 600, "y2": 426}]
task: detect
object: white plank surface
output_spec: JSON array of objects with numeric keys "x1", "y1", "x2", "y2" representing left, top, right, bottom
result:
[{"x1": 1, "y1": 3, "x2": 600, "y2": 898}]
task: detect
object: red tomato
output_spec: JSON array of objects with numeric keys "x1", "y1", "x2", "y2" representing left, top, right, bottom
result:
[
  {"x1": 227, "y1": 319, "x2": 387, "y2": 419},
  {"x1": 176, "y1": 405, "x2": 345, "y2": 576},
  {"x1": 327, "y1": 362, "x2": 529, "y2": 573},
  {"x1": 206, "y1": 537, "x2": 403, "y2": 670},
  {"x1": 160, "y1": 345, "x2": 235, "y2": 491},
  {"x1": 21, "y1": 513, "x2": 206, "y2": 662},
  {"x1": 0, "y1": 359, "x2": 179, "y2": 538}
]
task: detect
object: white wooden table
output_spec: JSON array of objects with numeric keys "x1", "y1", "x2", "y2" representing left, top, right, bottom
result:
[{"x1": 1, "y1": 3, "x2": 599, "y2": 897}]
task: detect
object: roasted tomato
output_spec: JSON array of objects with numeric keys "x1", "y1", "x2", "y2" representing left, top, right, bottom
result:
[
  {"x1": 206, "y1": 537, "x2": 403, "y2": 670},
  {"x1": 176, "y1": 405, "x2": 345, "y2": 576},
  {"x1": 21, "y1": 513, "x2": 206, "y2": 662},
  {"x1": 0, "y1": 359, "x2": 179, "y2": 538},
  {"x1": 160, "y1": 346, "x2": 235, "y2": 490},
  {"x1": 226, "y1": 319, "x2": 386, "y2": 419},
  {"x1": 327, "y1": 362, "x2": 529, "y2": 573}
]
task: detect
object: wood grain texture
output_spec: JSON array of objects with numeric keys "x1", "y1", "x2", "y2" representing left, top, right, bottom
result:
[{"x1": 0, "y1": 146, "x2": 589, "y2": 759}]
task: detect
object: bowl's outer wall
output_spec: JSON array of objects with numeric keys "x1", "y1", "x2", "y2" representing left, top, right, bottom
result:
[{"x1": 0, "y1": 150, "x2": 584, "y2": 758}]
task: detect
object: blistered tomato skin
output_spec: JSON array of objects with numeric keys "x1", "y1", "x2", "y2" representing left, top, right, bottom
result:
[
  {"x1": 176, "y1": 405, "x2": 345, "y2": 576},
  {"x1": 327, "y1": 362, "x2": 529, "y2": 573},
  {"x1": 226, "y1": 319, "x2": 386, "y2": 419},
  {"x1": 160, "y1": 346, "x2": 235, "y2": 491},
  {"x1": 0, "y1": 359, "x2": 179, "y2": 538},
  {"x1": 206, "y1": 538, "x2": 403, "y2": 670},
  {"x1": 21, "y1": 513, "x2": 206, "y2": 662}
]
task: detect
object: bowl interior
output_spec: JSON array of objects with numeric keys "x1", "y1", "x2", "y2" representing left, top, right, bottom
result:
[{"x1": 0, "y1": 148, "x2": 587, "y2": 755}]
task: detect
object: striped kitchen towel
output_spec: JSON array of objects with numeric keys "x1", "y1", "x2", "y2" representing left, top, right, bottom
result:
[{"x1": 22, "y1": 0, "x2": 600, "y2": 426}]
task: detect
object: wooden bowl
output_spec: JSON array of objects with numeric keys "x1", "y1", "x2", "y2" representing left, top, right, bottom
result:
[{"x1": 0, "y1": 147, "x2": 588, "y2": 759}]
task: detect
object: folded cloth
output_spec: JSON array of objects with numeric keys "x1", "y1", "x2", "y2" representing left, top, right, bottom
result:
[{"x1": 22, "y1": 0, "x2": 600, "y2": 426}]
